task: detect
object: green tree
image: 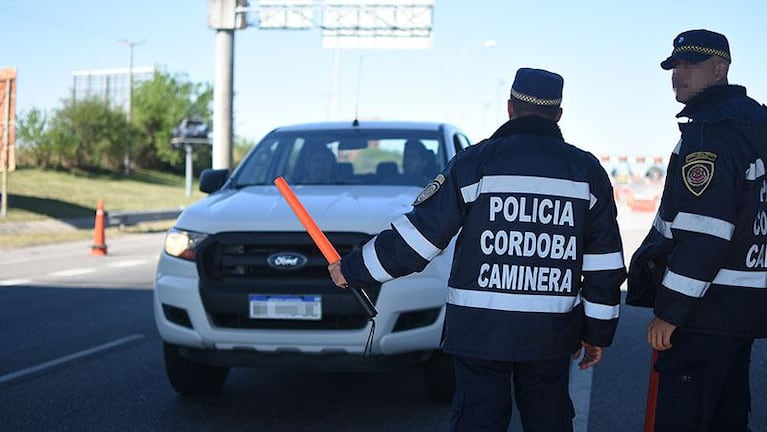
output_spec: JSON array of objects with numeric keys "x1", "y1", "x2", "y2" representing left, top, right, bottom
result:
[
  {"x1": 131, "y1": 70, "x2": 213, "y2": 171},
  {"x1": 46, "y1": 98, "x2": 137, "y2": 171},
  {"x1": 15, "y1": 108, "x2": 55, "y2": 169}
]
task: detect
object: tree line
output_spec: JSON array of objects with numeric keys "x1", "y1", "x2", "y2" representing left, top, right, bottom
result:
[{"x1": 14, "y1": 70, "x2": 250, "y2": 175}]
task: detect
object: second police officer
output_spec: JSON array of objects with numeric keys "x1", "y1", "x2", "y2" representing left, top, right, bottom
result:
[
  {"x1": 329, "y1": 68, "x2": 626, "y2": 432},
  {"x1": 629, "y1": 29, "x2": 767, "y2": 431}
]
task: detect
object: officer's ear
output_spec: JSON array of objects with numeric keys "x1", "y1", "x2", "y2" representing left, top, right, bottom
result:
[
  {"x1": 714, "y1": 58, "x2": 730, "y2": 84},
  {"x1": 507, "y1": 99, "x2": 514, "y2": 119},
  {"x1": 555, "y1": 107, "x2": 563, "y2": 122}
]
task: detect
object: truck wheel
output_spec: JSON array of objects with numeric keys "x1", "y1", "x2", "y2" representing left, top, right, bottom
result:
[
  {"x1": 423, "y1": 350, "x2": 455, "y2": 403},
  {"x1": 163, "y1": 343, "x2": 229, "y2": 396}
]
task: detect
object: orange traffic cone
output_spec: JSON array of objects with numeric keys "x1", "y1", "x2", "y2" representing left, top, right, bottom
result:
[{"x1": 91, "y1": 198, "x2": 108, "y2": 256}]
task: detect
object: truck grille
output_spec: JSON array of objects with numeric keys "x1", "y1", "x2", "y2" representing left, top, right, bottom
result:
[{"x1": 196, "y1": 232, "x2": 380, "y2": 330}]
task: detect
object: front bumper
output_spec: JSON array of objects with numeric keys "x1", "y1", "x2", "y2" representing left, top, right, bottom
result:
[{"x1": 154, "y1": 252, "x2": 448, "y2": 360}]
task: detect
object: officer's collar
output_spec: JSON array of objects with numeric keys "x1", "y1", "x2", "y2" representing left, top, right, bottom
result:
[
  {"x1": 677, "y1": 84, "x2": 746, "y2": 119},
  {"x1": 489, "y1": 116, "x2": 563, "y2": 141}
]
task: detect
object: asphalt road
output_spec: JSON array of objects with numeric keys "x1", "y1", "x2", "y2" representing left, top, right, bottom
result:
[
  {"x1": 0, "y1": 285, "x2": 454, "y2": 432},
  {"x1": 1, "y1": 208, "x2": 766, "y2": 431}
]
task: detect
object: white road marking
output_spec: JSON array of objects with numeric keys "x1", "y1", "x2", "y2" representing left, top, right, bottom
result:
[
  {"x1": 0, "y1": 334, "x2": 145, "y2": 385},
  {"x1": 0, "y1": 279, "x2": 31, "y2": 286},
  {"x1": 48, "y1": 268, "x2": 96, "y2": 277},
  {"x1": 1, "y1": 259, "x2": 151, "y2": 285},
  {"x1": 106, "y1": 259, "x2": 148, "y2": 268}
]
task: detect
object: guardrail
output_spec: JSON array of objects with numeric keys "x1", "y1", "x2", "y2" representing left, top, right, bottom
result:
[{"x1": 106, "y1": 209, "x2": 182, "y2": 229}]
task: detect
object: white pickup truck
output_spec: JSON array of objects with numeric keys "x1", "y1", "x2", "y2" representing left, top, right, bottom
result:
[{"x1": 154, "y1": 120, "x2": 472, "y2": 401}]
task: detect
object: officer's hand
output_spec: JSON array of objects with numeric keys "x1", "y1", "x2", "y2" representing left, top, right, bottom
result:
[
  {"x1": 574, "y1": 342, "x2": 603, "y2": 370},
  {"x1": 328, "y1": 260, "x2": 348, "y2": 289},
  {"x1": 647, "y1": 316, "x2": 676, "y2": 351}
]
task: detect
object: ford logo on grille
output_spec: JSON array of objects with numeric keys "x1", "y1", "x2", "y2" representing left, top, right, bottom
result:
[{"x1": 266, "y1": 252, "x2": 308, "y2": 271}]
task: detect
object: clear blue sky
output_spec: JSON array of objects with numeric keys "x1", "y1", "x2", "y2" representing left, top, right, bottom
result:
[{"x1": 3, "y1": 0, "x2": 766, "y2": 157}]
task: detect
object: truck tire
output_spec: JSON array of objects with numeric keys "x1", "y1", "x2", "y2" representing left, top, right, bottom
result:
[
  {"x1": 423, "y1": 350, "x2": 455, "y2": 403},
  {"x1": 163, "y1": 343, "x2": 229, "y2": 396}
]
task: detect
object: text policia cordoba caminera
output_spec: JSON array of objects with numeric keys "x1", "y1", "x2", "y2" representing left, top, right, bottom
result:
[{"x1": 477, "y1": 196, "x2": 577, "y2": 293}]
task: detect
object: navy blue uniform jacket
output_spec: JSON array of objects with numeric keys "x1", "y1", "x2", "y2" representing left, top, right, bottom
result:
[
  {"x1": 342, "y1": 116, "x2": 626, "y2": 361},
  {"x1": 629, "y1": 85, "x2": 767, "y2": 338}
]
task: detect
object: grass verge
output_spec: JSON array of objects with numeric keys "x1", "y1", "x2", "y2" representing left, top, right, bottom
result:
[
  {"x1": 1, "y1": 167, "x2": 206, "y2": 222},
  {"x1": 1, "y1": 168, "x2": 202, "y2": 248}
]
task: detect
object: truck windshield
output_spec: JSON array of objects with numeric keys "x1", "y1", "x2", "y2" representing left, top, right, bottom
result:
[{"x1": 231, "y1": 129, "x2": 445, "y2": 187}]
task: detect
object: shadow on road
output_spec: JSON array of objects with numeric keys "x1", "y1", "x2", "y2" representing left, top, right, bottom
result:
[{"x1": 8, "y1": 194, "x2": 94, "y2": 226}]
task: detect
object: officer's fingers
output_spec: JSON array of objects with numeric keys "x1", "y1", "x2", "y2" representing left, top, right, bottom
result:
[
  {"x1": 650, "y1": 327, "x2": 671, "y2": 351},
  {"x1": 334, "y1": 275, "x2": 349, "y2": 289},
  {"x1": 576, "y1": 345, "x2": 598, "y2": 369},
  {"x1": 580, "y1": 357, "x2": 599, "y2": 369},
  {"x1": 647, "y1": 325, "x2": 655, "y2": 348},
  {"x1": 660, "y1": 328, "x2": 673, "y2": 351},
  {"x1": 589, "y1": 346, "x2": 603, "y2": 362},
  {"x1": 648, "y1": 327, "x2": 662, "y2": 351},
  {"x1": 578, "y1": 351, "x2": 600, "y2": 369},
  {"x1": 590, "y1": 346, "x2": 603, "y2": 362},
  {"x1": 327, "y1": 264, "x2": 348, "y2": 288}
]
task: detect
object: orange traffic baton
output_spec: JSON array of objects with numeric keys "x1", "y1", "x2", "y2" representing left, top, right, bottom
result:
[
  {"x1": 644, "y1": 349, "x2": 660, "y2": 432},
  {"x1": 274, "y1": 176, "x2": 377, "y2": 319}
]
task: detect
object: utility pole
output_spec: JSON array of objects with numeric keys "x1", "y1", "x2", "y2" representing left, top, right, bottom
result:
[
  {"x1": 213, "y1": 30, "x2": 234, "y2": 170},
  {"x1": 208, "y1": 0, "x2": 247, "y2": 171},
  {"x1": 119, "y1": 39, "x2": 144, "y2": 175}
]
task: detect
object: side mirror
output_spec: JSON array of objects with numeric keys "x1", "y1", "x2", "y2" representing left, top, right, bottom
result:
[{"x1": 199, "y1": 169, "x2": 229, "y2": 193}]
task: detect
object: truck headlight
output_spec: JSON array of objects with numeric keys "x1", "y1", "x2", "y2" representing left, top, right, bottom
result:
[{"x1": 164, "y1": 227, "x2": 208, "y2": 261}]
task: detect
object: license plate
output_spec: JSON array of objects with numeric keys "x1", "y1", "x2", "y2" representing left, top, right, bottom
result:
[{"x1": 249, "y1": 295, "x2": 322, "y2": 320}]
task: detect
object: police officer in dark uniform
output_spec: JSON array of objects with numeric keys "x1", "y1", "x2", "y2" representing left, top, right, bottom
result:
[
  {"x1": 329, "y1": 68, "x2": 626, "y2": 432},
  {"x1": 628, "y1": 29, "x2": 767, "y2": 431}
]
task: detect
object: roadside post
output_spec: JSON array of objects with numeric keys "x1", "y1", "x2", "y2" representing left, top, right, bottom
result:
[
  {"x1": 171, "y1": 118, "x2": 211, "y2": 197},
  {"x1": 0, "y1": 67, "x2": 16, "y2": 218}
]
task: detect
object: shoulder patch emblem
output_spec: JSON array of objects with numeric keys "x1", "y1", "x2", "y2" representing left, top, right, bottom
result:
[
  {"x1": 682, "y1": 152, "x2": 717, "y2": 196},
  {"x1": 413, "y1": 174, "x2": 445, "y2": 206}
]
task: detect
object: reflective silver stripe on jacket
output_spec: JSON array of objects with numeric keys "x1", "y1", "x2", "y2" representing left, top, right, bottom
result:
[
  {"x1": 713, "y1": 269, "x2": 767, "y2": 288},
  {"x1": 746, "y1": 158, "x2": 765, "y2": 181},
  {"x1": 672, "y1": 212, "x2": 734, "y2": 241},
  {"x1": 583, "y1": 298, "x2": 620, "y2": 320},
  {"x1": 672, "y1": 139, "x2": 682, "y2": 155},
  {"x1": 662, "y1": 269, "x2": 710, "y2": 298},
  {"x1": 392, "y1": 215, "x2": 442, "y2": 260},
  {"x1": 362, "y1": 237, "x2": 393, "y2": 283},
  {"x1": 448, "y1": 287, "x2": 581, "y2": 313},
  {"x1": 653, "y1": 214, "x2": 673, "y2": 239},
  {"x1": 589, "y1": 194, "x2": 598, "y2": 210},
  {"x1": 582, "y1": 251, "x2": 624, "y2": 271},
  {"x1": 461, "y1": 175, "x2": 591, "y2": 204}
]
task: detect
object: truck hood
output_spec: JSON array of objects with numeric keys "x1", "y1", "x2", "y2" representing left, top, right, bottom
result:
[{"x1": 174, "y1": 185, "x2": 422, "y2": 235}]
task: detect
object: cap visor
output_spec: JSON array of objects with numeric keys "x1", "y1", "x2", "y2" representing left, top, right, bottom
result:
[
  {"x1": 660, "y1": 52, "x2": 711, "y2": 70},
  {"x1": 660, "y1": 55, "x2": 675, "y2": 70}
]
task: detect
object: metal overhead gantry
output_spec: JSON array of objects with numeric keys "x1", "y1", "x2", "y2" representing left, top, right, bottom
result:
[{"x1": 206, "y1": 0, "x2": 434, "y2": 171}]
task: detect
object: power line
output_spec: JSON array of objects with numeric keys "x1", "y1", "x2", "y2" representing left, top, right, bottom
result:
[{"x1": 0, "y1": 3, "x2": 123, "y2": 42}]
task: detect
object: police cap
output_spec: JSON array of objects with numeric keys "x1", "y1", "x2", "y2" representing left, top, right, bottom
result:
[
  {"x1": 660, "y1": 29, "x2": 731, "y2": 70},
  {"x1": 510, "y1": 68, "x2": 564, "y2": 107}
]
